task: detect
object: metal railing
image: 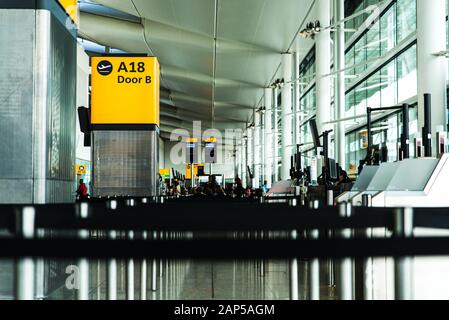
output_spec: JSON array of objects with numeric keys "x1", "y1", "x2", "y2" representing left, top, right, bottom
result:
[{"x1": 2, "y1": 198, "x2": 449, "y2": 300}]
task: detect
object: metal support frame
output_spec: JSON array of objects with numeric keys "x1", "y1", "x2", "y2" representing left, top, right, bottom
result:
[
  {"x1": 107, "y1": 200, "x2": 118, "y2": 300},
  {"x1": 141, "y1": 231, "x2": 148, "y2": 300},
  {"x1": 423, "y1": 94, "x2": 433, "y2": 157},
  {"x1": 337, "y1": 202, "x2": 353, "y2": 300},
  {"x1": 394, "y1": 208, "x2": 414, "y2": 300},
  {"x1": 308, "y1": 200, "x2": 320, "y2": 300},
  {"x1": 77, "y1": 202, "x2": 90, "y2": 300},
  {"x1": 15, "y1": 207, "x2": 35, "y2": 300},
  {"x1": 367, "y1": 104, "x2": 411, "y2": 163}
]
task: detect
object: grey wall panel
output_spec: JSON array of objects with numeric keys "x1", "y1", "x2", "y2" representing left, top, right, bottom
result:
[
  {"x1": 0, "y1": 179, "x2": 33, "y2": 204},
  {"x1": 0, "y1": 9, "x2": 76, "y2": 204},
  {"x1": 0, "y1": 11, "x2": 35, "y2": 183},
  {"x1": 46, "y1": 180, "x2": 75, "y2": 203},
  {"x1": 93, "y1": 130, "x2": 159, "y2": 197},
  {"x1": 44, "y1": 12, "x2": 76, "y2": 203}
]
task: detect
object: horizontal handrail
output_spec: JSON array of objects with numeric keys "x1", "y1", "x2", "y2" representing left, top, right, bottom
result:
[
  {"x1": 1, "y1": 203, "x2": 449, "y2": 231},
  {"x1": 2, "y1": 238, "x2": 449, "y2": 259}
]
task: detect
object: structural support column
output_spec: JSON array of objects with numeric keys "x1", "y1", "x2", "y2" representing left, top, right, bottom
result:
[
  {"x1": 281, "y1": 53, "x2": 293, "y2": 181},
  {"x1": 247, "y1": 127, "x2": 254, "y2": 187},
  {"x1": 417, "y1": 0, "x2": 448, "y2": 150},
  {"x1": 273, "y1": 87, "x2": 279, "y2": 182},
  {"x1": 334, "y1": 0, "x2": 346, "y2": 168},
  {"x1": 294, "y1": 43, "x2": 301, "y2": 148},
  {"x1": 264, "y1": 88, "x2": 273, "y2": 188},
  {"x1": 315, "y1": 0, "x2": 332, "y2": 135},
  {"x1": 254, "y1": 110, "x2": 262, "y2": 188}
]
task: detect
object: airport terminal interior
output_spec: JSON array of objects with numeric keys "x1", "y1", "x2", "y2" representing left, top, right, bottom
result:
[{"x1": 1, "y1": 0, "x2": 449, "y2": 301}]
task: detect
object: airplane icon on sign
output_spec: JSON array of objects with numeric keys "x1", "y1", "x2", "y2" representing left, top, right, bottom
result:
[
  {"x1": 97, "y1": 60, "x2": 113, "y2": 76},
  {"x1": 98, "y1": 64, "x2": 111, "y2": 70}
]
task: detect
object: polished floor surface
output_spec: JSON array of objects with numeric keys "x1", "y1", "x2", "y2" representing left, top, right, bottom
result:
[{"x1": 0, "y1": 259, "x2": 337, "y2": 300}]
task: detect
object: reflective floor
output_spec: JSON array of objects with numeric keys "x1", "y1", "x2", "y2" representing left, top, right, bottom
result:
[{"x1": 0, "y1": 259, "x2": 337, "y2": 300}]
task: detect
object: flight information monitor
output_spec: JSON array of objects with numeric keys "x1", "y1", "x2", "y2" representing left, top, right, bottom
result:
[
  {"x1": 185, "y1": 141, "x2": 198, "y2": 164},
  {"x1": 205, "y1": 142, "x2": 217, "y2": 164}
]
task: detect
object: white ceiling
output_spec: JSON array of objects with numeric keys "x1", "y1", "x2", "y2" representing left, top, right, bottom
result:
[{"x1": 81, "y1": 0, "x2": 317, "y2": 132}]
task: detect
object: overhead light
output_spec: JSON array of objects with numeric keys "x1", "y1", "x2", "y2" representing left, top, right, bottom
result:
[
  {"x1": 299, "y1": 21, "x2": 322, "y2": 39},
  {"x1": 313, "y1": 21, "x2": 321, "y2": 33}
]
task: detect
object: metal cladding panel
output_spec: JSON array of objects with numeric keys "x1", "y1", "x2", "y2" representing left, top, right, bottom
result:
[
  {"x1": 93, "y1": 130, "x2": 159, "y2": 197},
  {"x1": 0, "y1": 10, "x2": 35, "y2": 186},
  {"x1": 0, "y1": 9, "x2": 76, "y2": 204},
  {"x1": 45, "y1": 12, "x2": 77, "y2": 203}
]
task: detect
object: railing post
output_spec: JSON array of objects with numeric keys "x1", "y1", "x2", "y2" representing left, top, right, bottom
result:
[
  {"x1": 126, "y1": 199, "x2": 136, "y2": 300},
  {"x1": 259, "y1": 231, "x2": 265, "y2": 277},
  {"x1": 15, "y1": 206, "x2": 35, "y2": 300},
  {"x1": 394, "y1": 207, "x2": 414, "y2": 300},
  {"x1": 159, "y1": 231, "x2": 164, "y2": 278},
  {"x1": 289, "y1": 199, "x2": 299, "y2": 300},
  {"x1": 151, "y1": 231, "x2": 158, "y2": 292},
  {"x1": 362, "y1": 194, "x2": 373, "y2": 300},
  {"x1": 77, "y1": 202, "x2": 90, "y2": 300},
  {"x1": 127, "y1": 230, "x2": 135, "y2": 300},
  {"x1": 308, "y1": 200, "x2": 320, "y2": 300},
  {"x1": 141, "y1": 231, "x2": 148, "y2": 300},
  {"x1": 289, "y1": 230, "x2": 299, "y2": 300},
  {"x1": 337, "y1": 202, "x2": 353, "y2": 300},
  {"x1": 107, "y1": 200, "x2": 118, "y2": 300},
  {"x1": 327, "y1": 189, "x2": 335, "y2": 292}
]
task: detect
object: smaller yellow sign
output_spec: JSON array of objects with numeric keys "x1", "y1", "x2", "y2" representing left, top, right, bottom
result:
[
  {"x1": 186, "y1": 164, "x2": 204, "y2": 179},
  {"x1": 76, "y1": 164, "x2": 87, "y2": 175},
  {"x1": 58, "y1": 0, "x2": 78, "y2": 24},
  {"x1": 187, "y1": 138, "x2": 198, "y2": 143},
  {"x1": 159, "y1": 168, "x2": 170, "y2": 178},
  {"x1": 204, "y1": 137, "x2": 217, "y2": 143}
]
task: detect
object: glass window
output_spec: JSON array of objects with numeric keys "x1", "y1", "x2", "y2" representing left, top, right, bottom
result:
[
  {"x1": 380, "y1": 5, "x2": 396, "y2": 56},
  {"x1": 397, "y1": 45, "x2": 417, "y2": 102},
  {"x1": 354, "y1": 34, "x2": 367, "y2": 75},
  {"x1": 397, "y1": 0, "x2": 417, "y2": 43},
  {"x1": 380, "y1": 59, "x2": 397, "y2": 107},
  {"x1": 354, "y1": 82, "x2": 367, "y2": 115},
  {"x1": 365, "y1": 19, "x2": 380, "y2": 61},
  {"x1": 345, "y1": 90, "x2": 355, "y2": 118},
  {"x1": 345, "y1": 47, "x2": 355, "y2": 88},
  {"x1": 366, "y1": 71, "x2": 381, "y2": 108}
]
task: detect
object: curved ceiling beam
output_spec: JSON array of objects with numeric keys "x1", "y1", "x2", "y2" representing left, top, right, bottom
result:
[
  {"x1": 78, "y1": 11, "x2": 148, "y2": 52},
  {"x1": 93, "y1": 0, "x2": 280, "y2": 54},
  {"x1": 93, "y1": 0, "x2": 140, "y2": 16},
  {"x1": 170, "y1": 91, "x2": 253, "y2": 110},
  {"x1": 142, "y1": 19, "x2": 279, "y2": 54},
  {"x1": 161, "y1": 64, "x2": 261, "y2": 88},
  {"x1": 79, "y1": 2, "x2": 140, "y2": 23}
]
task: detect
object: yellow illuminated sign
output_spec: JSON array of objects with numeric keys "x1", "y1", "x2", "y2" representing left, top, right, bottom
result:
[
  {"x1": 186, "y1": 164, "x2": 204, "y2": 179},
  {"x1": 58, "y1": 0, "x2": 78, "y2": 24},
  {"x1": 91, "y1": 56, "x2": 160, "y2": 126},
  {"x1": 204, "y1": 137, "x2": 217, "y2": 143},
  {"x1": 159, "y1": 168, "x2": 170, "y2": 178},
  {"x1": 76, "y1": 164, "x2": 87, "y2": 175}
]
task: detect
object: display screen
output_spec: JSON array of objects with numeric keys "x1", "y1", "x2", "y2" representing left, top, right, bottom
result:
[
  {"x1": 185, "y1": 142, "x2": 198, "y2": 164},
  {"x1": 205, "y1": 142, "x2": 216, "y2": 164}
]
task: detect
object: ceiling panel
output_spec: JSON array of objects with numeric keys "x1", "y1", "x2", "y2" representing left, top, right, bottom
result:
[
  {"x1": 217, "y1": 0, "x2": 314, "y2": 52},
  {"x1": 133, "y1": 0, "x2": 215, "y2": 36}
]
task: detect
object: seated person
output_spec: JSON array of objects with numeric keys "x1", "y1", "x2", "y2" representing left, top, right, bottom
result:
[{"x1": 336, "y1": 170, "x2": 352, "y2": 186}]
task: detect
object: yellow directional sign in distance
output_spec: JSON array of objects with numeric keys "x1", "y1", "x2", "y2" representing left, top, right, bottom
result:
[
  {"x1": 91, "y1": 56, "x2": 160, "y2": 126},
  {"x1": 58, "y1": 0, "x2": 78, "y2": 24}
]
